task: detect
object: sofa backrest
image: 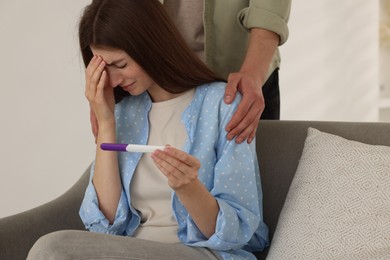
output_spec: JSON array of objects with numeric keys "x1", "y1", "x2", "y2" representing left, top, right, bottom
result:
[{"x1": 255, "y1": 120, "x2": 390, "y2": 245}]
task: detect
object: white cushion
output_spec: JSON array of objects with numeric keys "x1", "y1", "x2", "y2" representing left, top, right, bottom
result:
[{"x1": 266, "y1": 128, "x2": 390, "y2": 260}]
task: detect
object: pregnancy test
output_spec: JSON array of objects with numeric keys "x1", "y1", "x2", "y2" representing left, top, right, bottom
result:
[{"x1": 100, "y1": 143, "x2": 165, "y2": 153}]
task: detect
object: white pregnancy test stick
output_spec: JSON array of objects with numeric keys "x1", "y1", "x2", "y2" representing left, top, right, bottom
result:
[{"x1": 100, "y1": 143, "x2": 165, "y2": 153}]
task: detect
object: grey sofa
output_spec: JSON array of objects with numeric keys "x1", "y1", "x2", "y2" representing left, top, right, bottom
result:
[{"x1": 1, "y1": 120, "x2": 389, "y2": 260}]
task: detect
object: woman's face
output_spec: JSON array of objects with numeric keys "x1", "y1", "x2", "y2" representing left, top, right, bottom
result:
[{"x1": 90, "y1": 46, "x2": 158, "y2": 97}]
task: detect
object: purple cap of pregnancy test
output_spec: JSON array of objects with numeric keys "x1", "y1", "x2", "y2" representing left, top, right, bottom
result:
[{"x1": 100, "y1": 143, "x2": 128, "y2": 152}]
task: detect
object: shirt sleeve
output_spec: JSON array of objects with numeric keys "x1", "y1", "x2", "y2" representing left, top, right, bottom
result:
[
  {"x1": 79, "y1": 162, "x2": 131, "y2": 235},
  {"x1": 238, "y1": 0, "x2": 291, "y2": 45},
  {"x1": 187, "y1": 92, "x2": 268, "y2": 251}
]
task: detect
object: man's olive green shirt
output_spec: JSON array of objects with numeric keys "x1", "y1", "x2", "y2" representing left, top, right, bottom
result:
[{"x1": 159, "y1": 0, "x2": 291, "y2": 80}]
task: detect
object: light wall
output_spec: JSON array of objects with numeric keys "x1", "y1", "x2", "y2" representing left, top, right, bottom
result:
[
  {"x1": 0, "y1": 0, "x2": 94, "y2": 218},
  {"x1": 280, "y1": 0, "x2": 379, "y2": 122},
  {"x1": 0, "y1": 0, "x2": 380, "y2": 218}
]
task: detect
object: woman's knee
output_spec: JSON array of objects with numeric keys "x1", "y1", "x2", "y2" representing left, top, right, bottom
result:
[{"x1": 27, "y1": 230, "x2": 83, "y2": 260}]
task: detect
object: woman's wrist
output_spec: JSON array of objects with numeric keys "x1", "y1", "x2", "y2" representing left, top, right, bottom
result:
[{"x1": 96, "y1": 121, "x2": 116, "y2": 143}]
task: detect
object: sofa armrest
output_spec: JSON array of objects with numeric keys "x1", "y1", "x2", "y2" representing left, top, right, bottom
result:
[{"x1": 0, "y1": 165, "x2": 91, "y2": 260}]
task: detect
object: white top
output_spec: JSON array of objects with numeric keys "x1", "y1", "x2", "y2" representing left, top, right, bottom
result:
[{"x1": 131, "y1": 89, "x2": 195, "y2": 243}]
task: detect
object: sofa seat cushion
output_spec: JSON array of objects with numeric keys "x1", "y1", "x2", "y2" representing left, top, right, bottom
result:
[{"x1": 266, "y1": 128, "x2": 390, "y2": 260}]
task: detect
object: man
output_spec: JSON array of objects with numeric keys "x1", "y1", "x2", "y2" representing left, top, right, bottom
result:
[{"x1": 163, "y1": 0, "x2": 291, "y2": 143}]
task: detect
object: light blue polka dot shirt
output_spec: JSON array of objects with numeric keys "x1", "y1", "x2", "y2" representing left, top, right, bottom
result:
[{"x1": 79, "y1": 82, "x2": 269, "y2": 259}]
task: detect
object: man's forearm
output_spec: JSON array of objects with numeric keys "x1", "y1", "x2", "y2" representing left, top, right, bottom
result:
[{"x1": 239, "y1": 28, "x2": 279, "y2": 86}]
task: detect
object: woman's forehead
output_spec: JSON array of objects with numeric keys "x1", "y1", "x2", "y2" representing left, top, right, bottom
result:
[{"x1": 90, "y1": 46, "x2": 128, "y2": 60}]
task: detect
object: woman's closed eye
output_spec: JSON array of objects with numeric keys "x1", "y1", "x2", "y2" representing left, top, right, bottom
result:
[
  {"x1": 105, "y1": 61, "x2": 127, "y2": 69},
  {"x1": 116, "y1": 63, "x2": 127, "y2": 69}
]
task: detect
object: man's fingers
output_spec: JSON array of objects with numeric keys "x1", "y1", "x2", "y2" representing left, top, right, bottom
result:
[
  {"x1": 247, "y1": 125, "x2": 258, "y2": 144},
  {"x1": 227, "y1": 102, "x2": 261, "y2": 143},
  {"x1": 225, "y1": 94, "x2": 252, "y2": 134},
  {"x1": 236, "y1": 118, "x2": 260, "y2": 144},
  {"x1": 224, "y1": 73, "x2": 240, "y2": 104}
]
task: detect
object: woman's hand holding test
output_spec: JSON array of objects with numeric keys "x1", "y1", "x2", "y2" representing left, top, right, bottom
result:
[{"x1": 151, "y1": 147, "x2": 219, "y2": 238}]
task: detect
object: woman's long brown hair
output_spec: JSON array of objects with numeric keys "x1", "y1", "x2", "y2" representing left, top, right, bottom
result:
[{"x1": 79, "y1": 0, "x2": 224, "y2": 102}]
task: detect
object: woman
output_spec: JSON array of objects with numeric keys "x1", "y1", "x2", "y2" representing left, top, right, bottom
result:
[{"x1": 27, "y1": 0, "x2": 268, "y2": 259}]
